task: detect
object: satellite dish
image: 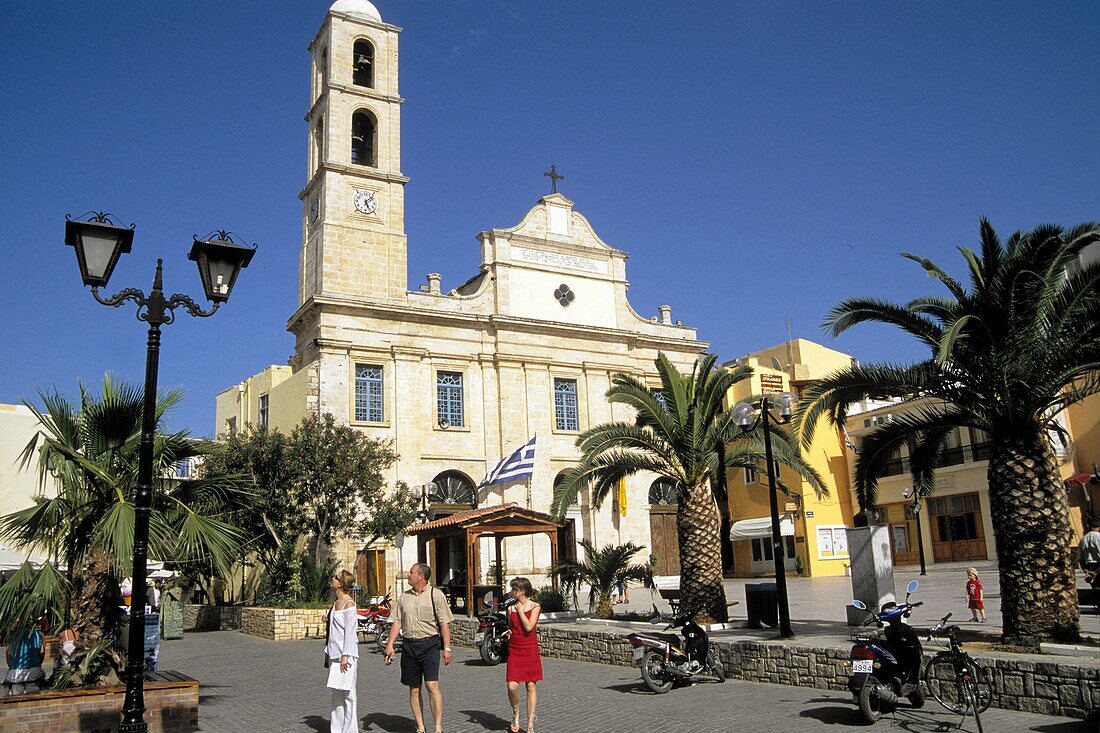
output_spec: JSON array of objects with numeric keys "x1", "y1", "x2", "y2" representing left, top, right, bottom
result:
[{"x1": 771, "y1": 356, "x2": 783, "y2": 370}]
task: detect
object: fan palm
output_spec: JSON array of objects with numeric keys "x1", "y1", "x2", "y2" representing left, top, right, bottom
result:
[
  {"x1": 552, "y1": 352, "x2": 825, "y2": 622},
  {"x1": 0, "y1": 374, "x2": 251, "y2": 684},
  {"x1": 549, "y1": 540, "x2": 651, "y2": 618},
  {"x1": 797, "y1": 219, "x2": 1100, "y2": 647}
]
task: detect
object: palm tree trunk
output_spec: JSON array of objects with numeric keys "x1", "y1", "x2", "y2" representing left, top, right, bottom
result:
[
  {"x1": 677, "y1": 482, "x2": 728, "y2": 622},
  {"x1": 987, "y1": 433, "x2": 1080, "y2": 647},
  {"x1": 67, "y1": 548, "x2": 126, "y2": 686}
]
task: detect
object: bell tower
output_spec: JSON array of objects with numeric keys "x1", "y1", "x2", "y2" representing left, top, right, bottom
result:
[{"x1": 299, "y1": 0, "x2": 408, "y2": 305}]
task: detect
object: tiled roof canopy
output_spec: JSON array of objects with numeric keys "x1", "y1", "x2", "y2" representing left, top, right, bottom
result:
[{"x1": 405, "y1": 503, "x2": 563, "y2": 535}]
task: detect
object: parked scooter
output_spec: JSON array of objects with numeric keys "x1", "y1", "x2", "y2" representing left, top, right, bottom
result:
[
  {"x1": 626, "y1": 608, "x2": 726, "y2": 694},
  {"x1": 474, "y1": 594, "x2": 518, "y2": 665},
  {"x1": 848, "y1": 580, "x2": 926, "y2": 723},
  {"x1": 356, "y1": 594, "x2": 392, "y2": 651}
]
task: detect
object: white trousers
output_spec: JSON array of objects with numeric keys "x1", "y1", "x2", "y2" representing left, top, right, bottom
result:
[{"x1": 330, "y1": 661, "x2": 359, "y2": 733}]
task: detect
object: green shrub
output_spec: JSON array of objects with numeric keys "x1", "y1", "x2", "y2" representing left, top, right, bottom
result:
[{"x1": 534, "y1": 585, "x2": 569, "y2": 613}]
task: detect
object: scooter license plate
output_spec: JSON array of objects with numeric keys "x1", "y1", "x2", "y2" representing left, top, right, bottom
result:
[
  {"x1": 632, "y1": 648, "x2": 645, "y2": 666},
  {"x1": 474, "y1": 632, "x2": 485, "y2": 645},
  {"x1": 851, "y1": 659, "x2": 873, "y2": 674}
]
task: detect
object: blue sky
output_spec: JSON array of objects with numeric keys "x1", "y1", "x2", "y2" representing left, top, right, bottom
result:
[{"x1": 1, "y1": 1, "x2": 1097, "y2": 437}]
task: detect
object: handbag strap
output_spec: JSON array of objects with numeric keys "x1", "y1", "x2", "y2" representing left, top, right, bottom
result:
[{"x1": 431, "y1": 586, "x2": 442, "y2": 633}]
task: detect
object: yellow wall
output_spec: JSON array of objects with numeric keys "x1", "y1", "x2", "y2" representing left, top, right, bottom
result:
[
  {"x1": 0, "y1": 404, "x2": 54, "y2": 515},
  {"x1": 214, "y1": 365, "x2": 308, "y2": 436},
  {"x1": 722, "y1": 344, "x2": 855, "y2": 578}
]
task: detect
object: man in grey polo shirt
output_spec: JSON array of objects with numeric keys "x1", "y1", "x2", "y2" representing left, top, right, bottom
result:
[{"x1": 385, "y1": 563, "x2": 454, "y2": 733}]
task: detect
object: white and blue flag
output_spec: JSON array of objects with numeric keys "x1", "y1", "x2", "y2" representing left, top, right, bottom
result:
[{"x1": 481, "y1": 436, "x2": 537, "y2": 487}]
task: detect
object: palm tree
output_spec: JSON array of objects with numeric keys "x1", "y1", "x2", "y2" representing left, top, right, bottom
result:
[
  {"x1": 551, "y1": 352, "x2": 825, "y2": 622},
  {"x1": 797, "y1": 219, "x2": 1100, "y2": 647},
  {"x1": 0, "y1": 375, "x2": 250, "y2": 685},
  {"x1": 550, "y1": 540, "x2": 651, "y2": 618}
]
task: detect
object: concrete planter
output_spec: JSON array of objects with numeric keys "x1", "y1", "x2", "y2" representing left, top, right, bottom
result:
[
  {"x1": 240, "y1": 607, "x2": 328, "y2": 641},
  {"x1": 0, "y1": 673, "x2": 197, "y2": 733}
]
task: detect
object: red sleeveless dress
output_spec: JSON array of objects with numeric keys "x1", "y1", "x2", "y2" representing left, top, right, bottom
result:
[{"x1": 505, "y1": 607, "x2": 543, "y2": 682}]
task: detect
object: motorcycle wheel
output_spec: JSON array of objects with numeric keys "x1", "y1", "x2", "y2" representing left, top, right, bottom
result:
[
  {"x1": 707, "y1": 648, "x2": 726, "y2": 682},
  {"x1": 375, "y1": 627, "x2": 387, "y2": 655},
  {"x1": 480, "y1": 635, "x2": 503, "y2": 666},
  {"x1": 857, "y1": 675, "x2": 883, "y2": 723},
  {"x1": 907, "y1": 685, "x2": 926, "y2": 709},
  {"x1": 640, "y1": 652, "x2": 674, "y2": 694}
]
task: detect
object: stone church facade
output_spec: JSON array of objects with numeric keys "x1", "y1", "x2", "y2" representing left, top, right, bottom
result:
[{"x1": 215, "y1": 0, "x2": 706, "y2": 593}]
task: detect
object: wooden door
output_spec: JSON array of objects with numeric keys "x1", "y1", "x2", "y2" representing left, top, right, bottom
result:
[
  {"x1": 356, "y1": 549, "x2": 386, "y2": 596},
  {"x1": 929, "y1": 493, "x2": 988, "y2": 563},
  {"x1": 649, "y1": 508, "x2": 680, "y2": 576}
]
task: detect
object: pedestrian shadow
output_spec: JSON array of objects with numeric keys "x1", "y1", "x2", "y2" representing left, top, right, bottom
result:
[
  {"x1": 799, "y1": 705, "x2": 860, "y2": 725},
  {"x1": 457, "y1": 708, "x2": 511, "y2": 730},
  {"x1": 1029, "y1": 722, "x2": 1097, "y2": 732},
  {"x1": 301, "y1": 714, "x2": 328, "y2": 732},
  {"x1": 363, "y1": 711, "x2": 417, "y2": 731}
]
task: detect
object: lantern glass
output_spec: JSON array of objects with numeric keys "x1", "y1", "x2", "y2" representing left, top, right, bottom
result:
[
  {"x1": 731, "y1": 401, "x2": 757, "y2": 429},
  {"x1": 773, "y1": 391, "x2": 797, "y2": 419},
  {"x1": 65, "y1": 219, "x2": 134, "y2": 288},
  {"x1": 188, "y1": 236, "x2": 255, "y2": 303}
]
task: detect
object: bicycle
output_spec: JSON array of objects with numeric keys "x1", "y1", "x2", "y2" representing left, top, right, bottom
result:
[{"x1": 923, "y1": 613, "x2": 993, "y2": 732}]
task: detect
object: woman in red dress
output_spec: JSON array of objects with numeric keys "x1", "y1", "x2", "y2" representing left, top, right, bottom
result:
[{"x1": 505, "y1": 577, "x2": 542, "y2": 733}]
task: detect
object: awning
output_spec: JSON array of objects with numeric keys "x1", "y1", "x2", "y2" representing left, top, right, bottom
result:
[{"x1": 730, "y1": 515, "x2": 794, "y2": 541}]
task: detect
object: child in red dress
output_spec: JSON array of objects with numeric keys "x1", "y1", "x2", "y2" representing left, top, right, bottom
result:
[
  {"x1": 965, "y1": 567, "x2": 986, "y2": 622},
  {"x1": 504, "y1": 577, "x2": 542, "y2": 733}
]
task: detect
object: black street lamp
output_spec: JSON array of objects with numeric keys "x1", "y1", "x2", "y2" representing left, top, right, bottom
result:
[
  {"x1": 903, "y1": 487, "x2": 928, "y2": 576},
  {"x1": 731, "y1": 392, "x2": 797, "y2": 638},
  {"x1": 64, "y1": 211, "x2": 255, "y2": 733}
]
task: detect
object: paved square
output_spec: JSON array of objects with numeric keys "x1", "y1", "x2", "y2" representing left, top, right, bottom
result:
[{"x1": 160, "y1": 631, "x2": 1091, "y2": 732}]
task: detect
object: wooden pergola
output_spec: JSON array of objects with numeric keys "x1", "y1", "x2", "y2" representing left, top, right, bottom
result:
[{"x1": 405, "y1": 503, "x2": 565, "y2": 616}]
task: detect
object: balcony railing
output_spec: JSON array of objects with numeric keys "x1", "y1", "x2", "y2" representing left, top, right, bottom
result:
[{"x1": 878, "y1": 441, "x2": 993, "y2": 477}]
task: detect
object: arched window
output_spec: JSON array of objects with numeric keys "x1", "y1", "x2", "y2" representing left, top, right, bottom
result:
[
  {"x1": 351, "y1": 111, "x2": 376, "y2": 167},
  {"x1": 554, "y1": 469, "x2": 581, "y2": 507},
  {"x1": 648, "y1": 478, "x2": 678, "y2": 506},
  {"x1": 353, "y1": 40, "x2": 374, "y2": 87},
  {"x1": 429, "y1": 471, "x2": 477, "y2": 507},
  {"x1": 311, "y1": 117, "x2": 324, "y2": 176}
]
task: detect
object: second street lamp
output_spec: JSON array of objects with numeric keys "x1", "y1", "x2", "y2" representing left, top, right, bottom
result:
[
  {"x1": 731, "y1": 392, "x2": 797, "y2": 638},
  {"x1": 902, "y1": 487, "x2": 928, "y2": 576},
  {"x1": 65, "y1": 212, "x2": 255, "y2": 733}
]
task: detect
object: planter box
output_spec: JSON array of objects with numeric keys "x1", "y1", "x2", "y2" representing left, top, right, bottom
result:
[
  {"x1": 240, "y1": 607, "x2": 327, "y2": 641},
  {"x1": 0, "y1": 671, "x2": 197, "y2": 733}
]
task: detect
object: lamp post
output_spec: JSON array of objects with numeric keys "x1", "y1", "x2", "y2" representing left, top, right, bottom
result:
[
  {"x1": 903, "y1": 487, "x2": 927, "y2": 576},
  {"x1": 64, "y1": 211, "x2": 255, "y2": 733},
  {"x1": 731, "y1": 392, "x2": 797, "y2": 638}
]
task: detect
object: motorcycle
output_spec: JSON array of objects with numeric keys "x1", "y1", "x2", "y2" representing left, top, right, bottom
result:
[
  {"x1": 625, "y1": 608, "x2": 726, "y2": 694},
  {"x1": 474, "y1": 594, "x2": 518, "y2": 665},
  {"x1": 355, "y1": 594, "x2": 392, "y2": 652},
  {"x1": 848, "y1": 580, "x2": 926, "y2": 723}
]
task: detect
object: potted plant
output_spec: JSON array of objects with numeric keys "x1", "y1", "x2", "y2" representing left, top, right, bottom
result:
[{"x1": 794, "y1": 555, "x2": 804, "y2": 576}]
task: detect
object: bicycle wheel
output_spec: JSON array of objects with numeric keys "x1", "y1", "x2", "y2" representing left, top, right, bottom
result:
[
  {"x1": 967, "y1": 659, "x2": 993, "y2": 714},
  {"x1": 923, "y1": 653, "x2": 967, "y2": 714},
  {"x1": 962, "y1": 677, "x2": 985, "y2": 733}
]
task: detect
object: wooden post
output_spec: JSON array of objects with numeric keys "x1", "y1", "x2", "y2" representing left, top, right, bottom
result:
[{"x1": 548, "y1": 530, "x2": 559, "y2": 590}]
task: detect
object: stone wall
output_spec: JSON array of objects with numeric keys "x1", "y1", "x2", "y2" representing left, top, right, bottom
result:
[
  {"x1": 183, "y1": 605, "x2": 241, "y2": 631},
  {"x1": 0, "y1": 673, "x2": 197, "y2": 732},
  {"x1": 448, "y1": 619, "x2": 1097, "y2": 720},
  {"x1": 240, "y1": 607, "x2": 328, "y2": 641}
]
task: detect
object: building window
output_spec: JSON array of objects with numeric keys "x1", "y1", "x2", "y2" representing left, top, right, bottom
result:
[
  {"x1": 816, "y1": 525, "x2": 850, "y2": 559},
  {"x1": 429, "y1": 471, "x2": 477, "y2": 506},
  {"x1": 353, "y1": 39, "x2": 374, "y2": 87},
  {"x1": 437, "y1": 371, "x2": 464, "y2": 428},
  {"x1": 355, "y1": 364, "x2": 384, "y2": 423},
  {"x1": 648, "y1": 479, "x2": 677, "y2": 505},
  {"x1": 351, "y1": 111, "x2": 377, "y2": 167},
  {"x1": 554, "y1": 378, "x2": 579, "y2": 431},
  {"x1": 312, "y1": 118, "x2": 324, "y2": 177},
  {"x1": 225, "y1": 417, "x2": 237, "y2": 437},
  {"x1": 258, "y1": 394, "x2": 269, "y2": 429},
  {"x1": 743, "y1": 466, "x2": 757, "y2": 484}
]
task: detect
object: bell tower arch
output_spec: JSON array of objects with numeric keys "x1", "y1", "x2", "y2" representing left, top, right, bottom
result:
[{"x1": 299, "y1": 0, "x2": 408, "y2": 306}]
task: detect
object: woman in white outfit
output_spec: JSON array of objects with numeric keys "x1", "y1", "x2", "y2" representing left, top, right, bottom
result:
[{"x1": 327, "y1": 569, "x2": 360, "y2": 732}]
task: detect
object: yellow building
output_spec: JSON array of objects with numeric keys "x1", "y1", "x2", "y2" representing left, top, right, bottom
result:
[
  {"x1": 722, "y1": 340, "x2": 857, "y2": 578},
  {"x1": 848, "y1": 391, "x2": 1100, "y2": 567}
]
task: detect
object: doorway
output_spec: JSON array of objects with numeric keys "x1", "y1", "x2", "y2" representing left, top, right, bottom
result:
[{"x1": 929, "y1": 493, "x2": 988, "y2": 562}]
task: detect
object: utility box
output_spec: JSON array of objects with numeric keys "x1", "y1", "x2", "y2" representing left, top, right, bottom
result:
[
  {"x1": 845, "y1": 525, "x2": 895, "y2": 624},
  {"x1": 161, "y1": 588, "x2": 184, "y2": 640},
  {"x1": 745, "y1": 582, "x2": 778, "y2": 629}
]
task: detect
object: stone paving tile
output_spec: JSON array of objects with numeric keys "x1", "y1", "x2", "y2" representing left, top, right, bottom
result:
[{"x1": 159, "y1": 630, "x2": 1092, "y2": 733}]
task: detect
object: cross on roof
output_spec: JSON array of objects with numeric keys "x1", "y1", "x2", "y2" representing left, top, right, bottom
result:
[{"x1": 543, "y1": 164, "x2": 564, "y2": 194}]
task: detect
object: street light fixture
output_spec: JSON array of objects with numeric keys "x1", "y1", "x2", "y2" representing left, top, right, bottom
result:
[
  {"x1": 732, "y1": 391, "x2": 797, "y2": 638},
  {"x1": 902, "y1": 487, "x2": 927, "y2": 576},
  {"x1": 64, "y1": 211, "x2": 255, "y2": 733}
]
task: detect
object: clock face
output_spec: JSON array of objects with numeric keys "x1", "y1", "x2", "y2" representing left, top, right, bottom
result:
[
  {"x1": 353, "y1": 189, "x2": 377, "y2": 215},
  {"x1": 309, "y1": 198, "x2": 319, "y2": 222}
]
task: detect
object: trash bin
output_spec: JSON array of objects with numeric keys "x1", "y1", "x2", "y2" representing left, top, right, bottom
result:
[{"x1": 745, "y1": 583, "x2": 778, "y2": 629}]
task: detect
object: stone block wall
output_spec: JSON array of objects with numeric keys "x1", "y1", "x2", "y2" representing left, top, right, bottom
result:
[
  {"x1": 0, "y1": 675, "x2": 197, "y2": 732},
  {"x1": 183, "y1": 605, "x2": 241, "y2": 631},
  {"x1": 447, "y1": 619, "x2": 1097, "y2": 720},
  {"x1": 241, "y1": 607, "x2": 328, "y2": 641}
]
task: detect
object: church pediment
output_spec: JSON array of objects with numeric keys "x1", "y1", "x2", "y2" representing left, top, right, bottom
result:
[{"x1": 490, "y1": 195, "x2": 620, "y2": 257}]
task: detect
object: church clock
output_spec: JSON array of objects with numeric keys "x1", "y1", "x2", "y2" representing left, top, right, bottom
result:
[{"x1": 353, "y1": 189, "x2": 377, "y2": 215}]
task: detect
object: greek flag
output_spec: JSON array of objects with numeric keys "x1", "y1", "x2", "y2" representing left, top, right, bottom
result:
[{"x1": 481, "y1": 436, "x2": 537, "y2": 487}]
